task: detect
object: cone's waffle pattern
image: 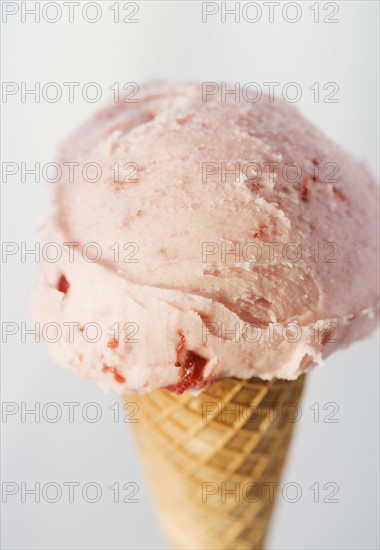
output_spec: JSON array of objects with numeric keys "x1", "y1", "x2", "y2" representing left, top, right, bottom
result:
[{"x1": 127, "y1": 376, "x2": 305, "y2": 550}]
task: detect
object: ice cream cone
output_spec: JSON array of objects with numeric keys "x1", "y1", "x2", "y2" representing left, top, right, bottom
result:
[{"x1": 126, "y1": 375, "x2": 306, "y2": 550}]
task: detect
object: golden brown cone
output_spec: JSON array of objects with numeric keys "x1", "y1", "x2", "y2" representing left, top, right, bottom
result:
[{"x1": 126, "y1": 375, "x2": 306, "y2": 550}]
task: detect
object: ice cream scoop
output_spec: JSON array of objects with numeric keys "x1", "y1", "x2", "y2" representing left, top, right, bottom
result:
[{"x1": 33, "y1": 81, "x2": 379, "y2": 394}]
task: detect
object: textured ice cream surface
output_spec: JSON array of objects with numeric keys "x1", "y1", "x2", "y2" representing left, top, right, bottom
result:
[{"x1": 33, "y1": 82, "x2": 379, "y2": 394}]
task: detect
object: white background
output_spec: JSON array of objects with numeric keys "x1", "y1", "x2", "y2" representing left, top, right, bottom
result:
[{"x1": 1, "y1": 1, "x2": 379, "y2": 549}]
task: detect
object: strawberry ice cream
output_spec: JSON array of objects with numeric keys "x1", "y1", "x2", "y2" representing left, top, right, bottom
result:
[{"x1": 33, "y1": 82, "x2": 379, "y2": 394}]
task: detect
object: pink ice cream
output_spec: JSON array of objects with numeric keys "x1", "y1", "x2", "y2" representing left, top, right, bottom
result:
[{"x1": 33, "y1": 82, "x2": 379, "y2": 394}]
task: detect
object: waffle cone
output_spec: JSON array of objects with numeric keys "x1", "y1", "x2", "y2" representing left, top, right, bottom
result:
[{"x1": 126, "y1": 375, "x2": 305, "y2": 550}]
